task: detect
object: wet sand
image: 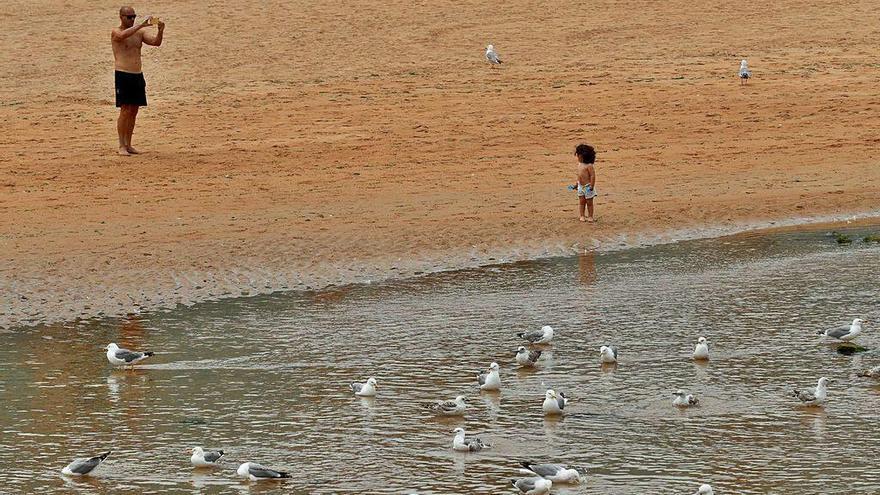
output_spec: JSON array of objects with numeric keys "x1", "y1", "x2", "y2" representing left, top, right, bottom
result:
[{"x1": 2, "y1": 0, "x2": 880, "y2": 328}]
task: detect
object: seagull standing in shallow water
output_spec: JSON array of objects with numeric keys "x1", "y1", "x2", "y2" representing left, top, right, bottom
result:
[
  {"x1": 818, "y1": 318, "x2": 865, "y2": 341},
  {"x1": 518, "y1": 325, "x2": 554, "y2": 344},
  {"x1": 542, "y1": 389, "x2": 568, "y2": 415},
  {"x1": 424, "y1": 395, "x2": 467, "y2": 416},
  {"x1": 672, "y1": 389, "x2": 699, "y2": 407},
  {"x1": 599, "y1": 345, "x2": 618, "y2": 364},
  {"x1": 519, "y1": 461, "x2": 583, "y2": 483},
  {"x1": 792, "y1": 377, "x2": 830, "y2": 406},
  {"x1": 236, "y1": 462, "x2": 292, "y2": 481},
  {"x1": 62, "y1": 451, "x2": 111, "y2": 476},
  {"x1": 105, "y1": 343, "x2": 154, "y2": 367},
  {"x1": 350, "y1": 377, "x2": 377, "y2": 397},
  {"x1": 452, "y1": 427, "x2": 490, "y2": 452},
  {"x1": 477, "y1": 362, "x2": 501, "y2": 390},
  {"x1": 693, "y1": 336, "x2": 710, "y2": 360},
  {"x1": 515, "y1": 346, "x2": 542, "y2": 367},
  {"x1": 190, "y1": 447, "x2": 225, "y2": 467},
  {"x1": 693, "y1": 484, "x2": 715, "y2": 495},
  {"x1": 485, "y1": 44, "x2": 502, "y2": 65},
  {"x1": 511, "y1": 476, "x2": 552, "y2": 494}
]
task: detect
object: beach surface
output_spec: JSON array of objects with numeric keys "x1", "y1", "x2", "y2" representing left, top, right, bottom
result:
[{"x1": 2, "y1": 0, "x2": 879, "y2": 328}]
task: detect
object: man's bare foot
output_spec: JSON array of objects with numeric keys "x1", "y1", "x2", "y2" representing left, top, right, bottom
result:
[
  {"x1": 586, "y1": 217, "x2": 596, "y2": 223},
  {"x1": 126, "y1": 146, "x2": 141, "y2": 154},
  {"x1": 118, "y1": 146, "x2": 131, "y2": 156},
  {"x1": 579, "y1": 216, "x2": 587, "y2": 222}
]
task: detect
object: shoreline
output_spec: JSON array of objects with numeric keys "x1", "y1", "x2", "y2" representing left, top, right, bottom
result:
[{"x1": 4, "y1": 211, "x2": 878, "y2": 331}]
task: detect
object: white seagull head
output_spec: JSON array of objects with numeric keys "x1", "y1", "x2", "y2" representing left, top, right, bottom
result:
[
  {"x1": 191, "y1": 447, "x2": 204, "y2": 455},
  {"x1": 452, "y1": 427, "x2": 465, "y2": 435},
  {"x1": 366, "y1": 377, "x2": 377, "y2": 387},
  {"x1": 817, "y1": 377, "x2": 830, "y2": 388},
  {"x1": 740, "y1": 59, "x2": 748, "y2": 68},
  {"x1": 852, "y1": 318, "x2": 864, "y2": 327},
  {"x1": 489, "y1": 362, "x2": 500, "y2": 371},
  {"x1": 487, "y1": 44, "x2": 494, "y2": 51},
  {"x1": 698, "y1": 336, "x2": 707, "y2": 344},
  {"x1": 105, "y1": 343, "x2": 119, "y2": 351},
  {"x1": 545, "y1": 389, "x2": 557, "y2": 400}
]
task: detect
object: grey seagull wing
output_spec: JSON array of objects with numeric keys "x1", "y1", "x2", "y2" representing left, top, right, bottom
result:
[
  {"x1": 203, "y1": 450, "x2": 224, "y2": 463},
  {"x1": 248, "y1": 463, "x2": 289, "y2": 479}
]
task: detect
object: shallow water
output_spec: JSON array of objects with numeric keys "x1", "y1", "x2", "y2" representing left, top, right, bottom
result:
[{"x1": 2, "y1": 225, "x2": 879, "y2": 494}]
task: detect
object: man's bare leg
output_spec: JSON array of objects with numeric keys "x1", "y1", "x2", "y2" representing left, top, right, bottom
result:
[
  {"x1": 126, "y1": 106, "x2": 140, "y2": 154},
  {"x1": 117, "y1": 106, "x2": 131, "y2": 155}
]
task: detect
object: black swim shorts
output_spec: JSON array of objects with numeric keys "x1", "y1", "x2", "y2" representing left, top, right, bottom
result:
[{"x1": 115, "y1": 70, "x2": 147, "y2": 107}]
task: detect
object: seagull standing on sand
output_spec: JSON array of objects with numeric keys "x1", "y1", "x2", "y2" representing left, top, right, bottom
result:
[
  {"x1": 672, "y1": 389, "x2": 700, "y2": 407},
  {"x1": 519, "y1": 326, "x2": 554, "y2": 344},
  {"x1": 792, "y1": 377, "x2": 830, "y2": 406},
  {"x1": 818, "y1": 318, "x2": 865, "y2": 341},
  {"x1": 515, "y1": 346, "x2": 542, "y2": 367},
  {"x1": 693, "y1": 336, "x2": 710, "y2": 360},
  {"x1": 424, "y1": 395, "x2": 467, "y2": 416},
  {"x1": 511, "y1": 477, "x2": 552, "y2": 494},
  {"x1": 190, "y1": 447, "x2": 225, "y2": 467},
  {"x1": 105, "y1": 343, "x2": 154, "y2": 367},
  {"x1": 739, "y1": 59, "x2": 751, "y2": 84},
  {"x1": 236, "y1": 462, "x2": 292, "y2": 481},
  {"x1": 542, "y1": 389, "x2": 568, "y2": 415},
  {"x1": 477, "y1": 362, "x2": 501, "y2": 390},
  {"x1": 519, "y1": 461, "x2": 583, "y2": 483},
  {"x1": 694, "y1": 484, "x2": 715, "y2": 495},
  {"x1": 599, "y1": 345, "x2": 618, "y2": 364},
  {"x1": 452, "y1": 427, "x2": 490, "y2": 452},
  {"x1": 61, "y1": 451, "x2": 111, "y2": 476},
  {"x1": 485, "y1": 44, "x2": 502, "y2": 65},
  {"x1": 350, "y1": 377, "x2": 377, "y2": 397}
]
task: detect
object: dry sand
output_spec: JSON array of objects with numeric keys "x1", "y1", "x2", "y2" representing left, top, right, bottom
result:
[{"x1": 2, "y1": 0, "x2": 879, "y2": 328}]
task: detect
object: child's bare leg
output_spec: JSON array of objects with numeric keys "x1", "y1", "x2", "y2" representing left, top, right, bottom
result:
[
  {"x1": 578, "y1": 196, "x2": 587, "y2": 222},
  {"x1": 586, "y1": 198, "x2": 595, "y2": 222}
]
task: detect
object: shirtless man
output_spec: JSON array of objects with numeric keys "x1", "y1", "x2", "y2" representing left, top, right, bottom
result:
[{"x1": 111, "y1": 6, "x2": 164, "y2": 155}]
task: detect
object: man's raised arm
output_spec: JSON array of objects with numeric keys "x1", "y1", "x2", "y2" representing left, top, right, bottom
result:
[
  {"x1": 112, "y1": 17, "x2": 150, "y2": 42},
  {"x1": 143, "y1": 20, "x2": 165, "y2": 46}
]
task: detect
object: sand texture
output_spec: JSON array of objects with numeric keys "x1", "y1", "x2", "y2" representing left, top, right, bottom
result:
[{"x1": 2, "y1": 0, "x2": 879, "y2": 328}]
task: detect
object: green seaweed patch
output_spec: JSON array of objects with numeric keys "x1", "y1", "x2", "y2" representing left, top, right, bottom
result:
[
  {"x1": 836, "y1": 343, "x2": 868, "y2": 355},
  {"x1": 863, "y1": 234, "x2": 880, "y2": 243},
  {"x1": 831, "y1": 232, "x2": 852, "y2": 244}
]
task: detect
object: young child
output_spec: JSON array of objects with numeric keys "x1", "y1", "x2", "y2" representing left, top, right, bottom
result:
[{"x1": 573, "y1": 143, "x2": 597, "y2": 222}]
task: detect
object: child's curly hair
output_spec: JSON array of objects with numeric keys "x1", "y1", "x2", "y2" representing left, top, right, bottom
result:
[{"x1": 575, "y1": 144, "x2": 595, "y2": 164}]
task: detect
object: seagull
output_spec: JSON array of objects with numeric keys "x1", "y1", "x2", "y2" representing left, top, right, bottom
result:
[
  {"x1": 817, "y1": 318, "x2": 865, "y2": 341},
  {"x1": 190, "y1": 447, "x2": 225, "y2": 467},
  {"x1": 672, "y1": 389, "x2": 699, "y2": 407},
  {"x1": 693, "y1": 336, "x2": 710, "y2": 360},
  {"x1": 519, "y1": 461, "x2": 584, "y2": 483},
  {"x1": 511, "y1": 476, "x2": 552, "y2": 494},
  {"x1": 236, "y1": 462, "x2": 292, "y2": 481},
  {"x1": 542, "y1": 389, "x2": 568, "y2": 415},
  {"x1": 350, "y1": 377, "x2": 377, "y2": 397},
  {"x1": 61, "y1": 451, "x2": 111, "y2": 476},
  {"x1": 105, "y1": 343, "x2": 154, "y2": 367},
  {"x1": 485, "y1": 44, "x2": 502, "y2": 65},
  {"x1": 515, "y1": 346, "x2": 542, "y2": 367},
  {"x1": 424, "y1": 395, "x2": 467, "y2": 416},
  {"x1": 792, "y1": 377, "x2": 830, "y2": 406},
  {"x1": 693, "y1": 484, "x2": 715, "y2": 495},
  {"x1": 858, "y1": 365, "x2": 880, "y2": 378},
  {"x1": 477, "y1": 362, "x2": 501, "y2": 390},
  {"x1": 452, "y1": 427, "x2": 490, "y2": 452},
  {"x1": 518, "y1": 325, "x2": 554, "y2": 344},
  {"x1": 599, "y1": 345, "x2": 618, "y2": 364},
  {"x1": 739, "y1": 59, "x2": 751, "y2": 85}
]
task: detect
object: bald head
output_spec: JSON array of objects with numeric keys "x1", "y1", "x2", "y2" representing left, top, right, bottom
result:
[{"x1": 119, "y1": 6, "x2": 136, "y2": 27}]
